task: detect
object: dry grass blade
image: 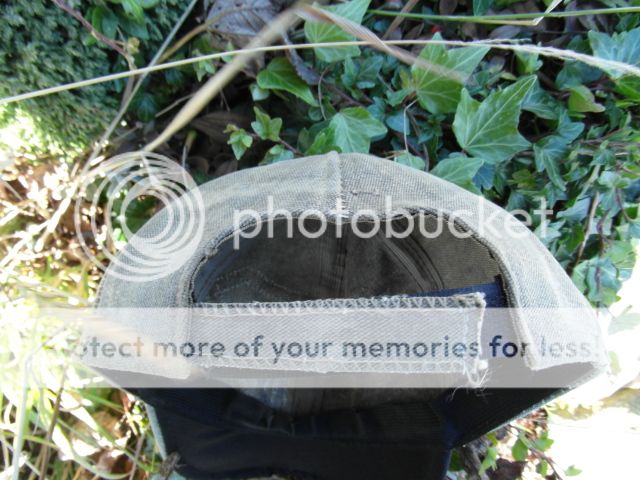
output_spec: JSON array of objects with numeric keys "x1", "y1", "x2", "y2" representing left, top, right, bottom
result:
[
  {"x1": 382, "y1": 0, "x2": 419, "y2": 40},
  {"x1": 2, "y1": 41, "x2": 640, "y2": 109},
  {"x1": 34, "y1": 376, "x2": 65, "y2": 480},
  {"x1": 369, "y1": 5, "x2": 640, "y2": 24}
]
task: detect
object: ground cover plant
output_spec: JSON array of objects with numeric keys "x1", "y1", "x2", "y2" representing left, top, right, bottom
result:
[{"x1": 0, "y1": 0, "x2": 639, "y2": 478}]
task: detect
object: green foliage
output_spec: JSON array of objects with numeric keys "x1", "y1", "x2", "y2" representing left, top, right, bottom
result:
[
  {"x1": 0, "y1": 0, "x2": 185, "y2": 153},
  {"x1": 251, "y1": 107, "x2": 283, "y2": 142},
  {"x1": 473, "y1": 0, "x2": 494, "y2": 16},
  {"x1": 431, "y1": 153, "x2": 484, "y2": 191},
  {"x1": 394, "y1": 152, "x2": 425, "y2": 170},
  {"x1": 322, "y1": 107, "x2": 387, "y2": 153},
  {"x1": 412, "y1": 34, "x2": 489, "y2": 114},
  {"x1": 567, "y1": 85, "x2": 605, "y2": 114},
  {"x1": 304, "y1": 0, "x2": 371, "y2": 63},
  {"x1": 0, "y1": 0, "x2": 116, "y2": 152},
  {"x1": 257, "y1": 57, "x2": 318, "y2": 106},
  {"x1": 243, "y1": 2, "x2": 639, "y2": 307},
  {"x1": 479, "y1": 432, "x2": 499, "y2": 474},
  {"x1": 588, "y1": 27, "x2": 640, "y2": 79},
  {"x1": 453, "y1": 76, "x2": 536, "y2": 163},
  {"x1": 511, "y1": 435, "x2": 529, "y2": 461},
  {"x1": 4, "y1": 1, "x2": 637, "y2": 310},
  {"x1": 225, "y1": 125, "x2": 254, "y2": 159}
]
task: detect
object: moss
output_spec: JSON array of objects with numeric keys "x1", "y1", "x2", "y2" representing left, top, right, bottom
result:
[{"x1": 0, "y1": 0, "x2": 184, "y2": 154}]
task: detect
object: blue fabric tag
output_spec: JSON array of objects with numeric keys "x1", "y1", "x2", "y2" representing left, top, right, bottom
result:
[{"x1": 412, "y1": 279, "x2": 507, "y2": 308}]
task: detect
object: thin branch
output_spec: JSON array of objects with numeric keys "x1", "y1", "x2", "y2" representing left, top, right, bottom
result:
[{"x1": 51, "y1": 0, "x2": 130, "y2": 60}]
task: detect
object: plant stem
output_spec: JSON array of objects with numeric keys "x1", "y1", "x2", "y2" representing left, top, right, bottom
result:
[
  {"x1": 369, "y1": 6, "x2": 640, "y2": 24},
  {"x1": 51, "y1": 0, "x2": 130, "y2": 60}
]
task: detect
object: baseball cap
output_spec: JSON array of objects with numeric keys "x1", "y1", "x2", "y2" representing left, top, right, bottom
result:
[{"x1": 95, "y1": 152, "x2": 605, "y2": 479}]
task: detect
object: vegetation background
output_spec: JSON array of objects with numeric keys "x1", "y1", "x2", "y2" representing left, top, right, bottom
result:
[{"x1": 0, "y1": 0, "x2": 639, "y2": 479}]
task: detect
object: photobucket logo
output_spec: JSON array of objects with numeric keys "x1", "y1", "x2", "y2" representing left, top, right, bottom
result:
[
  {"x1": 74, "y1": 152, "x2": 205, "y2": 281},
  {"x1": 232, "y1": 196, "x2": 552, "y2": 249}
]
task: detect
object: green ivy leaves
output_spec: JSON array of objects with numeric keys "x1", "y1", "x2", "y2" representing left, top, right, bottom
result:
[
  {"x1": 304, "y1": 0, "x2": 371, "y2": 63},
  {"x1": 567, "y1": 85, "x2": 605, "y2": 114},
  {"x1": 257, "y1": 57, "x2": 317, "y2": 106},
  {"x1": 589, "y1": 27, "x2": 640, "y2": 79},
  {"x1": 533, "y1": 135, "x2": 570, "y2": 189},
  {"x1": 251, "y1": 107, "x2": 282, "y2": 142},
  {"x1": 394, "y1": 152, "x2": 425, "y2": 170},
  {"x1": 453, "y1": 76, "x2": 536, "y2": 163},
  {"x1": 225, "y1": 126, "x2": 253, "y2": 159},
  {"x1": 412, "y1": 34, "x2": 489, "y2": 115},
  {"x1": 430, "y1": 153, "x2": 484, "y2": 190},
  {"x1": 325, "y1": 107, "x2": 387, "y2": 153}
]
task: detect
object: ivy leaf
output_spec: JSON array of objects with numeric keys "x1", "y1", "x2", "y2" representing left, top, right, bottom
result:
[
  {"x1": 473, "y1": 0, "x2": 493, "y2": 16},
  {"x1": 385, "y1": 111, "x2": 410, "y2": 134},
  {"x1": 522, "y1": 79, "x2": 560, "y2": 120},
  {"x1": 532, "y1": 432, "x2": 554, "y2": 451},
  {"x1": 453, "y1": 76, "x2": 536, "y2": 163},
  {"x1": 430, "y1": 153, "x2": 484, "y2": 190},
  {"x1": 394, "y1": 152, "x2": 425, "y2": 170},
  {"x1": 556, "y1": 60, "x2": 602, "y2": 90},
  {"x1": 387, "y1": 88, "x2": 411, "y2": 107},
  {"x1": 251, "y1": 107, "x2": 282, "y2": 141},
  {"x1": 342, "y1": 57, "x2": 358, "y2": 88},
  {"x1": 534, "y1": 135, "x2": 569, "y2": 189},
  {"x1": 557, "y1": 197, "x2": 591, "y2": 222},
  {"x1": 257, "y1": 57, "x2": 318, "y2": 106},
  {"x1": 304, "y1": 0, "x2": 371, "y2": 63},
  {"x1": 615, "y1": 75, "x2": 640, "y2": 102},
  {"x1": 511, "y1": 436, "x2": 529, "y2": 462},
  {"x1": 479, "y1": 445, "x2": 497, "y2": 475},
  {"x1": 325, "y1": 107, "x2": 387, "y2": 153},
  {"x1": 262, "y1": 144, "x2": 294, "y2": 164},
  {"x1": 412, "y1": 33, "x2": 489, "y2": 114},
  {"x1": 343, "y1": 55, "x2": 384, "y2": 91},
  {"x1": 565, "y1": 465, "x2": 582, "y2": 477},
  {"x1": 567, "y1": 85, "x2": 605, "y2": 113},
  {"x1": 556, "y1": 110, "x2": 585, "y2": 142},
  {"x1": 589, "y1": 27, "x2": 640, "y2": 79},
  {"x1": 474, "y1": 163, "x2": 495, "y2": 190},
  {"x1": 572, "y1": 257, "x2": 621, "y2": 304},
  {"x1": 131, "y1": 91, "x2": 158, "y2": 122},
  {"x1": 537, "y1": 460, "x2": 549, "y2": 476},
  {"x1": 119, "y1": 15, "x2": 149, "y2": 40},
  {"x1": 225, "y1": 125, "x2": 253, "y2": 159},
  {"x1": 121, "y1": 0, "x2": 145, "y2": 23},
  {"x1": 193, "y1": 54, "x2": 216, "y2": 81},
  {"x1": 89, "y1": 6, "x2": 119, "y2": 39},
  {"x1": 305, "y1": 128, "x2": 341, "y2": 155},
  {"x1": 515, "y1": 51, "x2": 543, "y2": 75},
  {"x1": 249, "y1": 83, "x2": 270, "y2": 101}
]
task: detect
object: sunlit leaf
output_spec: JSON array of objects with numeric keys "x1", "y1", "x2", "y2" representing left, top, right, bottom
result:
[
  {"x1": 453, "y1": 76, "x2": 535, "y2": 163},
  {"x1": 412, "y1": 33, "x2": 489, "y2": 114}
]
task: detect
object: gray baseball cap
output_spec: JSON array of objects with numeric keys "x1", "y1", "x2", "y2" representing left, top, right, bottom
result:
[{"x1": 96, "y1": 152, "x2": 605, "y2": 479}]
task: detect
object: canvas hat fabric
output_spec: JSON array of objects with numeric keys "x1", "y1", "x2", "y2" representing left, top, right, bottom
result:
[{"x1": 97, "y1": 152, "x2": 604, "y2": 479}]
